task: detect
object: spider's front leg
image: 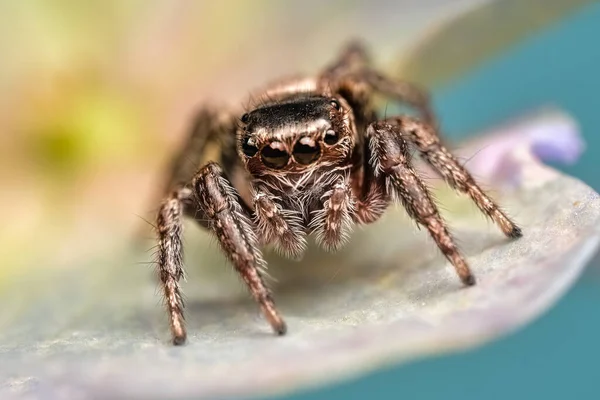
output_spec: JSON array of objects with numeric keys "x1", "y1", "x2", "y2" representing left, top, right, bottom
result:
[
  {"x1": 193, "y1": 163, "x2": 287, "y2": 336},
  {"x1": 253, "y1": 190, "x2": 306, "y2": 259},
  {"x1": 366, "y1": 123, "x2": 475, "y2": 285},
  {"x1": 382, "y1": 117, "x2": 522, "y2": 239},
  {"x1": 156, "y1": 187, "x2": 192, "y2": 345}
]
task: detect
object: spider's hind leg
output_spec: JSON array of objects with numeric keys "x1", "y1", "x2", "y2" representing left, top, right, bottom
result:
[
  {"x1": 326, "y1": 42, "x2": 436, "y2": 126},
  {"x1": 362, "y1": 69, "x2": 436, "y2": 127},
  {"x1": 325, "y1": 40, "x2": 371, "y2": 75},
  {"x1": 159, "y1": 107, "x2": 239, "y2": 202},
  {"x1": 139, "y1": 107, "x2": 239, "y2": 240}
]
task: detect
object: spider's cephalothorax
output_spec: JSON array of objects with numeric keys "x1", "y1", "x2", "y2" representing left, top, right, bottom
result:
[
  {"x1": 239, "y1": 96, "x2": 355, "y2": 193},
  {"x1": 153, "y1": 41, "x2": 523, "y2": 345}
]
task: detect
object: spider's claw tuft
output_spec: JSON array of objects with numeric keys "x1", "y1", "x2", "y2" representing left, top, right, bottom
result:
[
  {"x1": 462, "y1": 273, "x2": 477, "y2": 286},
  {"x1": 508, "y1": 225, "x2": 523, "y2": 239},
  {"x1": 172, "y1": 333, "x2": 187, "y2": 346},
  {"x1": 273, "y1": 319, "x2": 288, "y2": 336}
]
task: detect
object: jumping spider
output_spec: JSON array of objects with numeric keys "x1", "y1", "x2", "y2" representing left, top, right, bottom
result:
[{"x1": 154, "y1": 41, "x2": 522, "y2": 345}]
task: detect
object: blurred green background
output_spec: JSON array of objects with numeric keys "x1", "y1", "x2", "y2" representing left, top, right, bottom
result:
[{"x1": 0, "y1": 1, "x2": 598, "y2": 399}]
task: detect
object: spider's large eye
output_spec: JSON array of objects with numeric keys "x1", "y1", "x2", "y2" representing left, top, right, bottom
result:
[
  {"x1": 241, "y1": 136, "x2": 258, "y2": 157},
  {"x1": 323, "y1": 128, "x2": 340, "y2": 145},
  {"x1": 261, "y1": 142, "x2": 289, "y2": 169},
  {"x1": 293, "y1": 137, "x2": 320, "y2": 165}
]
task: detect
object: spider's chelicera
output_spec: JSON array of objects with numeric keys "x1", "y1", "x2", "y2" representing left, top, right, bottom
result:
[{"x1": 154, "y1": 41, "x2": 522, "y2": 345}]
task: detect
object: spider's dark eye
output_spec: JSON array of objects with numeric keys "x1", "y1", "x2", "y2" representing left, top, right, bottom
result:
[
  {"x1": 324, "y1": 129, "x2": 340, "y2": 145},
  {"x1": 240, "y1": 113, "x2": 250, "y2": 123},
  {"x1": 261, "y1": 142, "x2": 289, "y2": 169},
  {"x1": 330, "y1": 98, "x2": 341, "y2": 110},
  {"x1": 293, "y1": 137, "x2": 321, "y2": 165},
  {"x1": 241, "y1": 136, "x2": 258, "y2": 157}
]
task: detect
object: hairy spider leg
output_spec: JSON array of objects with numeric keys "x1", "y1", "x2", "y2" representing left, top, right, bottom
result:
[
  {"x1": 383, "y1": 117, "x2": 522, "y2": 238},
  {"x1": 193, "y1": 163, "x2": 287, "y2": 337},
  {"x1": 366, "y1": 122, "x2": 475, "y2": 285}
]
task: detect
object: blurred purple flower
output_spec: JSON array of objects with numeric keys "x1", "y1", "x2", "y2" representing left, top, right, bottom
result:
[{"x1": 453, "y1": 108, "x2": 585, "y2": 188}]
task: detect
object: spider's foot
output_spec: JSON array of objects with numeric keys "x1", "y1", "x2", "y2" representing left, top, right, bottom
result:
[
  {"x1": 462, "y1": 273, "x2": 477, "y2": 286},
  {"x1": 172, "y1": 332, "x2": 187, "y2": 346},
  {"x1": 268, "y1": 315, "x2": 288, "y2": 336},
  {"x1": 275, "y1": 321, "x2": 288, "y2": 336},
  {"x1": 508, "y1": 225, "x2": 523, "y2": 239}
]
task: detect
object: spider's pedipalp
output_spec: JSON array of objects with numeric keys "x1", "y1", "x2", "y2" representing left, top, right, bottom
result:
[
  {"x1": 253, "y1": 191, "x2": 307, "y2": 259},
  {"x1": 310, "y1": 176, "x2": 355, "y2": 252}
]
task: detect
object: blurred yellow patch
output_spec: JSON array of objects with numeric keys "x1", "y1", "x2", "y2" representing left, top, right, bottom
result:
[{"x1": 26, "y1": 83, "x2": 144, "y2": 176}]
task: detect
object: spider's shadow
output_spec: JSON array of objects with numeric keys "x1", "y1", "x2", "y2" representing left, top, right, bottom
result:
[{"x1": 182, "y1": 223, "x2": 511, "y2": 327}]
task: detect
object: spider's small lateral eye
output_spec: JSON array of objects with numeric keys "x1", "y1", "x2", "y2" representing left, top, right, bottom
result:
[
  {"x1": 241, "y1": 136, "x2": 258, "y2": 157},
  {"x1": 240, "y1": 113, "x2": 250, "y2": 123},
  {"x1": 261, "y1": 142, "x2": 289, "y2": 169},
  {"x1": 324, "y1": 129, "x2": 340, "y2": 145},
  {"x1": 329, "y1": 98, "x2": 341, "y2": 110}
]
